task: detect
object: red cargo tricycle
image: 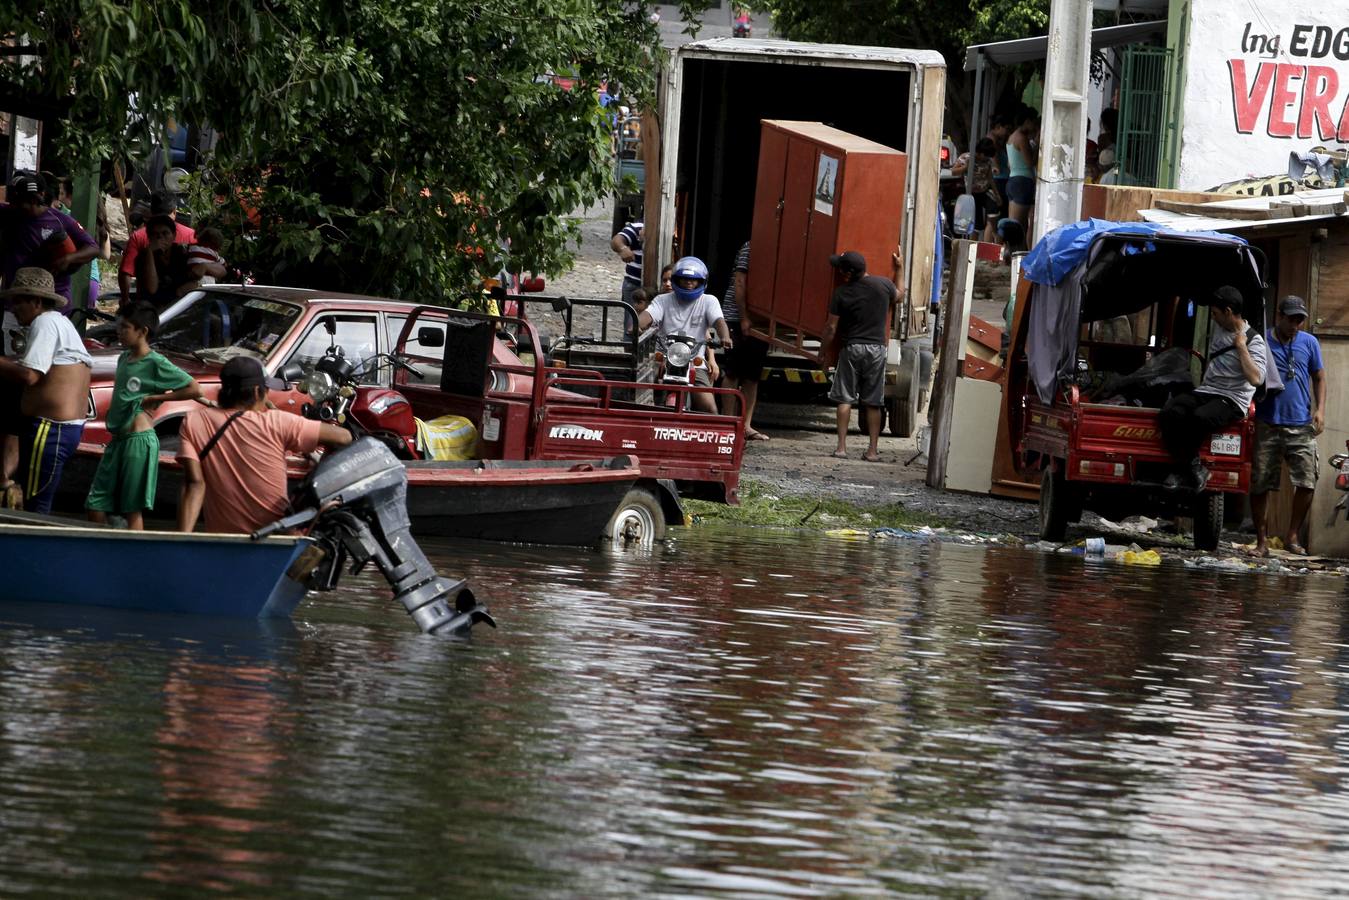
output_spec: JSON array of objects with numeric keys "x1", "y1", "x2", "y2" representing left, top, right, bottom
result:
[{"x1": 1006, "y1": 223, "x2": 1267, "y2": 550}]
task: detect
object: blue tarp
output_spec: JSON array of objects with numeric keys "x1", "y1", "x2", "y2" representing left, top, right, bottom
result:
[{"x1": 1020, "y1": 218, "x2": 1248, "y2": 287}]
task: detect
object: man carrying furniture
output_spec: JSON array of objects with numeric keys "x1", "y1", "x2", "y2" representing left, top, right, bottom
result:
[{"x1": 822, "y1": 250, "x2": 900, "y2": 462}]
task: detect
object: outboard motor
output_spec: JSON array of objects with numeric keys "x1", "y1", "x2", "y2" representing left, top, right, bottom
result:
[{"x1": 257, "y1": 438, "x2": 495, "y2": 636}]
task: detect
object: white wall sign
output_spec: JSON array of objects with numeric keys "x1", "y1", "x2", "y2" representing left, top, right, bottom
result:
[{"x1": 1177, "y1": 0, "x2": 1349, "y2": 191}]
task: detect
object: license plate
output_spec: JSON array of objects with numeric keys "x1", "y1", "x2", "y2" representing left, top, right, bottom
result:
[{"x1": 1209, "y1": 433, "x2": 1241, "y2": 456}]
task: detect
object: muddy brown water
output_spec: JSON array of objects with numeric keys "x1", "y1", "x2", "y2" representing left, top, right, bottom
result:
[{"x1": 2, "y1": 526, "x2": 1348, "y2": 895}]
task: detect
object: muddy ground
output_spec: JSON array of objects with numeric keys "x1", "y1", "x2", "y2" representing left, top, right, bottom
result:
[
  {"x1": 549, "y1": 201, "x2": 1349, "y2": 575},
  {"x1": 550, "y1": 199, "x2": 1036, "y2": 535}
]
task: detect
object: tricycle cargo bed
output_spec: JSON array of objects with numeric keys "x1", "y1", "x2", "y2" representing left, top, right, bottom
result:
[
  {"x1": 1024, "y1": 392, "x2": 1252, "y2": 494},
  {"x1": 538, "y1": 376, "x2": 743, "y2": 504}
]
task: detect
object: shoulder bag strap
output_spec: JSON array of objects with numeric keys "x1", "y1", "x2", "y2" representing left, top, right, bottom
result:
[
  {"x1": 198, "y1": 410, "x2": 246, "y2": 462},
  {"x1": 1209, "y1": 327, "x2": 1260, "y2": 361}
]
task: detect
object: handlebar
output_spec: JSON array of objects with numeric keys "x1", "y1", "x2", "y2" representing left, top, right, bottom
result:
[
  {"x1": 353, "y1": 351, "x2": 424, "y2": 382},
  {"x1": 660, "y1": 332, "x2": 727, "y2": 351}
]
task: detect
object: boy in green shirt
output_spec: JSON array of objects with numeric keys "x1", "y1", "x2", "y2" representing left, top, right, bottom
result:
[{"x1": 86, "y1": 302, "x2": 202, "y2": 529}]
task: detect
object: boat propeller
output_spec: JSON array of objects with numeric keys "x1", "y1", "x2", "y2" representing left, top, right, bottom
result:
[{"x1": 254, "y1": 438, "x2": 495, "y2": 636}]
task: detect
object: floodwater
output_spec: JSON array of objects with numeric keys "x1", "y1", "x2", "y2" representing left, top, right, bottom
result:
[{"x1": 3, "y1": 527, "x2": 1349, "y2": 896}]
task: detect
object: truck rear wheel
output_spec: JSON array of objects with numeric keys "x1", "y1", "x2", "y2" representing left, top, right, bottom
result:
[
  {"x1": 1039, "y1": 465, "x2": 1074, "y2": 542},
  {"x1": 888, "y1": 349, "x2": 921, "y2": 438},
  {"x1": 1193, "y1": 491, "x2": 1224, "y2": 552},
  {"x1": 603, "y1": 487, "x2": 667, "y2": 550}
]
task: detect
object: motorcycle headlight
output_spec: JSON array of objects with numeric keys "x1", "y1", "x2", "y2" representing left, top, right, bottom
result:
[
  {"x1": 666, "y1": 343, "x2": 693, "y2": 369},
  {"x1": 301, "y1": 370, "x2": 337, "y2": 402}
]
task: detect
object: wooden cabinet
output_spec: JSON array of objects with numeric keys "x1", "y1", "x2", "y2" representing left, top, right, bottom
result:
[{"x1": 746, "y1": 120, "x2": 907, "y2": 363}]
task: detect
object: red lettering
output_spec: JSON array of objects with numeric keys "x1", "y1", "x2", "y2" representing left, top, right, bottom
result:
[
  {"x1": 1299, "y1": 66, "x2": 1340, "y2": 139},
  {"x1": 1229, "y1": 59, "x2": 1275, "y2": 134},
  {"x1": 1266, "y1": 63, "x2": 1304, "y2": 137},
  {"x1": 1338, "y1": 94, "x2": 1349, "y2": 140}
]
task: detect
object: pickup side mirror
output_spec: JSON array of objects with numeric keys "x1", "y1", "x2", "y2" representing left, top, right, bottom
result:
[
  {"x1": 280, "y1": 362, "x2": 305, "y2": 385},
  {"x1": 417, "y1": 326, "x2": 445, "y2": 348},
  {"x1": 550, "y1": 295, "x2": 572, "y2": 313}
]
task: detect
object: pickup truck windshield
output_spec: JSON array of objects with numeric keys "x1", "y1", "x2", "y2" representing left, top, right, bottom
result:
[{"x1": 155, "y1": 293, "x2": 303, "y2": 361}]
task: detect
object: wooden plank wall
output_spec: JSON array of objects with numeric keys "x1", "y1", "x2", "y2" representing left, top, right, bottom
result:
[
  {"x1": 1305, "y1": 341, "x2": 1349, "y2": 557},
  {"x1": 1080, "y1": 184, "x2": 1230, "y2": 223},
  {"x1": 1313, "y1": 224, "x2": 1349, "y2": 335}
]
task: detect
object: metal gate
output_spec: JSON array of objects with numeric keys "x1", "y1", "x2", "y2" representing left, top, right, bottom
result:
[{"x1": 1117, "y1": 45, "x2": 1175, "y2": 188}]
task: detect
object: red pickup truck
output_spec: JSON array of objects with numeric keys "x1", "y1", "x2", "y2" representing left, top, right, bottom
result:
[{"x1": 78, "y1": 285, "x2": 744, "y2": 539}]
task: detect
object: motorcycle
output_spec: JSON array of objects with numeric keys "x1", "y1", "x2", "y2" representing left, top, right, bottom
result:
[
  {"x1": 1329, "y1": 441, "x2": 1349, "y2": 522},
  {"x1": 654, "y1": 332, "x2": 722, "y2": 411},
  {"x1": 282, "y1": 341, "x2": 426, "y2": 460}
]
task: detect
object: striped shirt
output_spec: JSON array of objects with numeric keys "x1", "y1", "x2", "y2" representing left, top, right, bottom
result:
[
  {"x1": 617, "y1": 222, "x2": 643, "y2": 286},
  {"x1": 720, "y1": 241, "x2": 750, "y2": 322}
]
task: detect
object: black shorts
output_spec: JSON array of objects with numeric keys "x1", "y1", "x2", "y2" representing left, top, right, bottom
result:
[
  {"x1": 0, "y1": 382, "x2": 24, "y2": 438},
  {"x1": 721, "y1": 331, "x2": 769, "y2": 382}
]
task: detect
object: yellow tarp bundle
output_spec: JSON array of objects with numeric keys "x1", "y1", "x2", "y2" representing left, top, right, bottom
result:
[{"x1": 415, "y1": 415, "x2": 478, "y2": 460}]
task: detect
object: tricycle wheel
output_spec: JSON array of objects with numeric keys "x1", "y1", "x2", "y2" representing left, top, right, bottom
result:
[
  {"x1": 1193, "y1": 491, "x2": 1224, "y2": 552},
  {"x1": 1039, "y1": 464, "x2": 1074, "y2": 542},
  {"x1": 603, "y1": 487, "x2": 666, "y2": 550}
]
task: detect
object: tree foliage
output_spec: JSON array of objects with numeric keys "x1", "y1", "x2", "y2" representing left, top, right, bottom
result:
[
  {"x1": 753, "y1": 0, "x2": 1051, "y2": 144},
  {"x1": 2, "y1": 1, "x2": 708, "y2": 297}
]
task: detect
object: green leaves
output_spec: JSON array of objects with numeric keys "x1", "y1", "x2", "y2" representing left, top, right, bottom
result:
[{"x1": 7, "y1": 0, "x2": 711, "y2": 299}]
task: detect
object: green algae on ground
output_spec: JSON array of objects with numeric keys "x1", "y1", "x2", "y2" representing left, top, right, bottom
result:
[{"x1": 685, "y1": 479, "x2": 950, "y2": 531}]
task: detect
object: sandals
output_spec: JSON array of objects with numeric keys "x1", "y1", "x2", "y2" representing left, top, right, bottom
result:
[{"x1": 745, "y1": 430, "x2": 770, "y2": 441}]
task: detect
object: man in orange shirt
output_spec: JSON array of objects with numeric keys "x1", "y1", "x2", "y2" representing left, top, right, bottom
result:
[
  {"x1": 118, "y1": 191, "x2": 195, "y2": 306},
  {"x1": 177, "y1": 356, "x2": 350, "y2": 533}
]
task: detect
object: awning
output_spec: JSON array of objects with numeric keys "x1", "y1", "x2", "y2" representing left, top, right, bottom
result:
[
  {"x1": 1137, "y1": 188, "x2": 1349, "y2": 232},
  {"x1": 963, "y1": 20, "x2": 1167, "y2": 71}
]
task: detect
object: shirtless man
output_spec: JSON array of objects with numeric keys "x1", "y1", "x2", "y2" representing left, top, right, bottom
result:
[{"x1": 0, "y1": 268, "x2": 94, "y2": 512}]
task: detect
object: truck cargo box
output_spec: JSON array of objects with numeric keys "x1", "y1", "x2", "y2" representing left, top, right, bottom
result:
[
  {"x1": 649, "y1": 39, "x2": 945, "y2": 343},
  {"x1": 747, "y1": 120, "x2": 906, "y2": 364}
]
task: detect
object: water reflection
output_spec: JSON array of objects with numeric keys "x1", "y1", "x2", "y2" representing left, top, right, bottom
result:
[{"x1": 0, "y1": 530, "x2": 1348, "y2": 895}]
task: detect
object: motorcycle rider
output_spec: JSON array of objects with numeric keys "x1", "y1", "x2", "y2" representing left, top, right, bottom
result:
[{"x1": 638, "y1": 256, "x2": 733, "y2": 414}]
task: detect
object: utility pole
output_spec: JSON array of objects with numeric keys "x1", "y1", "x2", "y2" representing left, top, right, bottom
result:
[{"x1": 1032, "y1": 0, "x2": 1093, "y2": 244}]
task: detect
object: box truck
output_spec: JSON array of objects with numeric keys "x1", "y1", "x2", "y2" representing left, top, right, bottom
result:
[{"x1": 643, "y1": 38, "x2": 947, "y2": 436}]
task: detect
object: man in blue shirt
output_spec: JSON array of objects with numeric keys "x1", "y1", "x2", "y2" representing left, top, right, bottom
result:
[{"x1": 1251, "y1": 295, "x2": 1326, "y2": 557}]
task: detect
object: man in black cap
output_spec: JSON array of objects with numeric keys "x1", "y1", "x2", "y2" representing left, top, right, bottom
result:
[
  {"x1": 822, "y1": 250, "x2": 901, "y2": 461},
  {"x1": 176, "y1": 356, "x2": 350, "y2": 533},
  {"x1": 1251, "y1": 294, "x2": 1325, "y2": 556},
  {"x1": 1159, "y1": 285, "x2": 1267, "y2": 492},
  {"x1": 1, "y1": 173, "x2": 99, "y2": 311}
]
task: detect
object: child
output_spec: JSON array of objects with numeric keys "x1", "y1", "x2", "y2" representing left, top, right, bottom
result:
[
  {"x1": 86, "y1": 302, "x2": 202, "y2": 529},
  {"x1": 969, "y1": 137, "x2": 1003, "y2": 243},
  {"x1": 185, "y1": 226, "x2": 228, "y2": 286},
  {"x1": 627, "y1": 286, "x2": 650, "y2": 334}
]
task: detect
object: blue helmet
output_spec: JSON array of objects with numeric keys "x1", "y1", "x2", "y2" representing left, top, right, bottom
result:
[{"x1": 671, "y1": 256, "x2": 708, "y2": 303}]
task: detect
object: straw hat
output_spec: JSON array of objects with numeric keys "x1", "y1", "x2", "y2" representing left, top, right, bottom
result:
[{"x1": 0, "y1": 267, "x2": 66, "y2": 307}]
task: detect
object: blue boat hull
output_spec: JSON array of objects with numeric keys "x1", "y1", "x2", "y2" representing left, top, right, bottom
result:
[{"x1": 0, "y1": 519, "x2": 314, "y2": 619}]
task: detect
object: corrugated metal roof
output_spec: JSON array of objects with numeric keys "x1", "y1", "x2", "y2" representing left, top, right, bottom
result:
[
  {"x1": 1137, "y1": 187, "x2": 1349, "y2": 232},
  {"x1": 683, "y1": 37, "x2": 945, "y2": 69},
  {"x1": 964, "y1": 20, "x2": 1166, "y2": 71}
]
